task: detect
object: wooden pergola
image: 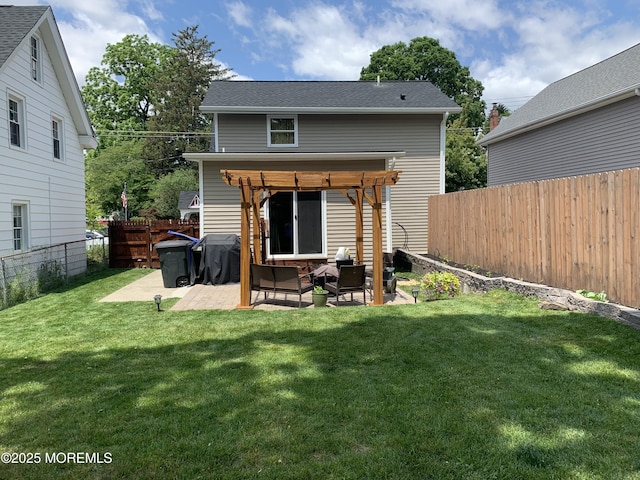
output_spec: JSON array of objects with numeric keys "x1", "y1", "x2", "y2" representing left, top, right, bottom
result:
[{"x1": 221, "y1": 169, "x2": 402, "y2": 308}]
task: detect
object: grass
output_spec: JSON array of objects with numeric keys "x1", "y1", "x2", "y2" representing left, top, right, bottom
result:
[{"x1": 1, "y1": 269, "x2": 640, "y2": 479}]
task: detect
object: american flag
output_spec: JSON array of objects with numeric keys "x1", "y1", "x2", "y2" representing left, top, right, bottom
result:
[{"x1": 121, "y1": 186, "x2": 127, "y2": 209}]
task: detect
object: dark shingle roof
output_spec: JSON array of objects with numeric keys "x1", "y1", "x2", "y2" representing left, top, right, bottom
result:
[
  {"x1": 479, "y1": 42, "x2": 640, "y2": 145},
  {"x1": 178, "y1": 191, "x2": 199, "y2": 210},
  {"x1": 201, "y1": 80, "x2": 461, "y2": 113},
  {"x1": 0, "y1": 5, "x2": 48, "y2": 69}
]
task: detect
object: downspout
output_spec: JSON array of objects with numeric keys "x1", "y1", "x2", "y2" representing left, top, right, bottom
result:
[
  {"x1": 439, "y1": 111, "x2": 449, "y2": 194},
  {"x1": 385, "y1": 156, "x2": 395, "y2": 252},
  {"x1": 213, "y1": 113, "x2": 219, "y2": 153},
  {"x1": 198, "y1": 160, "x2": 204, "y2": 238}
]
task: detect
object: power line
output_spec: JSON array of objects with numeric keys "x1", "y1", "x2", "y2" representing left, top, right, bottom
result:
[{"x1": 94, "y1": 130, "x2": 212, "y2": 139}]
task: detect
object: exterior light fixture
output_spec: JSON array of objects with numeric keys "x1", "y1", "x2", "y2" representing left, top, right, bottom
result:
[
  {"x1": 412, "y1": 288, "x2": 419, "y2": 303},
  {"x1": 154, "y1": 294, "x2": 162, "y2": 311}
]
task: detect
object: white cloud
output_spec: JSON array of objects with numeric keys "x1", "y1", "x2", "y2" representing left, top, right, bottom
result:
[
  {"x1": 390, "y1": 0, "x2": 508, "y2": 31},
  {"x1": 10, "y1": 0, "x2": 162, "y2": 85},
  {"x1": 140, "y1": 0, "x2": 164, "y2": 22},
  {"x1": 262, "y1": 3, "x2": 379, "y2": 79},
  {"x1": 475, "y1": 1, "x2": 640, "y2": 111},
  {"x1": 227, "y1": 1, "x2": 253, "y2": 28}
]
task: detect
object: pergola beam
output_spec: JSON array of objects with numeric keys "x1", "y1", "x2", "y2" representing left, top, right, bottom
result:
[{"x1": 222, "y1": 170, "x2": 400, "y2": 191}]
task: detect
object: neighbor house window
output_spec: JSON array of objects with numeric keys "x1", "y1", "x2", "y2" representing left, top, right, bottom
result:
[
  {"x1": 267, "y1": 115, "x2": 297, "y2": 146},
  {"x1": 12, "y1": 203, "x2": 28, "y2": 251},
  {"x1": 52, "y1": 117, "x2": 62, "y2": 160},
  {"x1": 31, "y1": 36, "x2": 41, "y2": 82},
  {"x1": 268, "y1": 191, "x2": 323, "y2": 256},
  {"x1": 9, "y1": 97, "x2": 25, "y2": 148}
]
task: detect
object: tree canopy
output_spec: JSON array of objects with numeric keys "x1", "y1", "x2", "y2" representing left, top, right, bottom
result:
[
  {"x1": 360, "y1": 36, "x2": 487, "y2": 191},
  {"x1": 360, "y1": 37, "x2": 485, "y2": 128},
  {"x1": 83, "y1": 26, "x2": 231, "y2": 220},
  {"x1": 82, "y1": 34, "x2": 171, "y2": 134},
  {"x1": 85, "y1": 140, "x2": 155, "y2": 218},
  {"x1": 144, "y1": 25, "x2": 232, "y2": 175}
]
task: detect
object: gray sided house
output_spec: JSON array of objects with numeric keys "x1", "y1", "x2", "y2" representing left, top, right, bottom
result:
[
  {"x1": 479, "y1": 42, "x2": 640, "y2": 186},
  {"x1": 184, "y1": 81, "x2": 460, "y2": 264}
]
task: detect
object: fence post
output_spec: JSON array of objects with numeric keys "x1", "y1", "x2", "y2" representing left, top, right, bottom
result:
[
  {"x1": 146, "y1": 222, "x2": 152, "y2": 268},
  {"x1": 1, "y1": 258, "x2": 7, "y2": 306},
  {"x1": 64, "y1": 243, "x2": 69, "y2": 283}
]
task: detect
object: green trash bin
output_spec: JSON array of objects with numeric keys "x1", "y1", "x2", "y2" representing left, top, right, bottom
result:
[{"x1": 155, "y1": 239, "x2": 193, "y2": 288}]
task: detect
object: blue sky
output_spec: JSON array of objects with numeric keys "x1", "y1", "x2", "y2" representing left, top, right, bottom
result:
[{"x1": 14, "y1": 0, "x2": 640, "y2": 114}]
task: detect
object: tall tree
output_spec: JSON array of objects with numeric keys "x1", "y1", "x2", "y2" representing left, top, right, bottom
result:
[
  {"x1": 144, "y1": 25, "x2": 232, "y2": 176},
  {"x1": 446, "y1": 118, "x2": 486, "y2": 191},
  {"x1": 360, "y1": 37, "x2": 487, "y2": 190},
  {"x1": 81, "y1": 34, "x2": 171, "y2": 136},
  {"x1": 150, "y1": 169, "x2": 199, "y2": 219},
  {"x1": 85, "y1": 140, "x2": 155, "y2": 218},
  {"x1": 360, "y1": 37, "x2": 485, "y2": 128}
]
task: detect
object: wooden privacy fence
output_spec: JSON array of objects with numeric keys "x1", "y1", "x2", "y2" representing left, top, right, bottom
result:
[
  {"x1": 109, "y1": 220, "x2": 200, "y2": 268},
  {"x1": 428, "y1": 167, "x2": 640, "y2": 308}
]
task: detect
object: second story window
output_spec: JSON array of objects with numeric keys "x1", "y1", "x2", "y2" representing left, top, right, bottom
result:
[
  {"x1": 52, "y1": 118, "x2": 62, "y2": 160},
  {"x1": 9, "y1": 98, "x2": 24, "y2": 148},
  {"x1": 31, "y1": 36, "x2": 41, "y2": 83},
  {"x1": 268, "y1": 115, "x2": 297, "y2": 147}
]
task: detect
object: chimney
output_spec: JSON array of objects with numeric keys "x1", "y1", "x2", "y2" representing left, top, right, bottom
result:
[{"x1": 489, "y1": 103, "x2": 500, "y2": 131}]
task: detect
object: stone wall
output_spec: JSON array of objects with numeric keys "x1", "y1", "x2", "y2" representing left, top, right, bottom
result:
[{"x1": 394, "y1": 249, "x2": 640, "y2": 330}]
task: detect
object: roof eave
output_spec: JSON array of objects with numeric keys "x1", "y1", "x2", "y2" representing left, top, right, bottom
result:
[
  {"x1": 478, "y1": 87, "x2": 640, "y2": 146},
  {"x1": 183, "y1": 151, "x2": 406, "y2": 162},
  {"x1": 200, "y1": 106, "x2": 462, "y2": 115}
]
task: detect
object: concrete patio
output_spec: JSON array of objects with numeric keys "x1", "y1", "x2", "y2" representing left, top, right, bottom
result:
[{"x1": 100, "y1": 269, "x2": 415, "y2": 310}]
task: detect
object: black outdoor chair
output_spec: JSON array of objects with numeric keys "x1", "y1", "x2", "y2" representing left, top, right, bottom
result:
[{"x1": 325, "y1": 264, "x2": 367, "y2": 306}]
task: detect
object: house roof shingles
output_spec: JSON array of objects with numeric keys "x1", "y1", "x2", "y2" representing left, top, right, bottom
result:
[
  {"x1": 178, "y1": 191, "x2": 199, "y2": 210},
  {"x1": 480, "y1": 42, "x2": 640, "y2": 145},
  {"x1": 0, "y1": 5, "x2": 49, "y2": 69},
  {"x1": 201, "y1": 80, "x2": 461, "y2": 112}
]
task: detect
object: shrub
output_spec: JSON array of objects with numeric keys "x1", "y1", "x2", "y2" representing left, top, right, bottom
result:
[
  {"x1": 421, "y1": 271, "x2": 461, "y2": 301},
  {"x1": 576, "y1": 289, "x2": 608, "y2": 303}
]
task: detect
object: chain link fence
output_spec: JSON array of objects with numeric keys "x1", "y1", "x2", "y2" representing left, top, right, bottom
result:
[{"x1": 0, "y1": 238, "x2": 108, "y2": 310}]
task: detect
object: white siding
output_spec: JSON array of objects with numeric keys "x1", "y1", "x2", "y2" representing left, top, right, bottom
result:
[{"x1": 0, "y1": 26, "x2": 86, "y2": 258}]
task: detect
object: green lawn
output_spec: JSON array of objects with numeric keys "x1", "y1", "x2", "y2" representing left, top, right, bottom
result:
[{"x1": 1, "y1": 269, "x2": 639, "y2": 479}]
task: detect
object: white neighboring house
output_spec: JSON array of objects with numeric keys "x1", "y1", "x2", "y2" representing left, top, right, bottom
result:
[
  {"x1": 178, "y1": 190, "x2": 200, "y2": 220},
  {"x1": 0, "y1": 6, "x2": 97, "y2": 272}
]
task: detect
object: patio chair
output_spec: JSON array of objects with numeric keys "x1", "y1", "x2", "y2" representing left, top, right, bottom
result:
[{"x1": 325, "y1": 264, "x2": 367, "y2": 306}]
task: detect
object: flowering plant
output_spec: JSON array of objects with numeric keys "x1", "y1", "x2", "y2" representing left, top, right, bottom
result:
[{"x1": 420, "y1": 271, "x2": 461, "y2": 301}]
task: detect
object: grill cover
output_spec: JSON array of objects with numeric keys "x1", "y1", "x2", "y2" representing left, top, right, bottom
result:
[{"x1": 194, "y1": 234, "x2": 240, "y2": 285}]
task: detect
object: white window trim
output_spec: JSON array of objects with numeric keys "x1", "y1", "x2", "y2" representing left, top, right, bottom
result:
[
  {"x1": 12, "y1": 202, "x2": 29, "y2": 252},
  {"x1": 267, "y1": 114, "x2": 298, "y2": 147},
  {"x1": 8, "y1": 92, "x2": 26, "y2": 150},
  {"x1": 30, "y1": 35, "x2": 42, "y2": 84},
  {"x1": 51, "y1": 115, "x2": 64, "y2": 161},
  {"x1": 265, "y1": 191, "x2": 327, "y2": 260}
]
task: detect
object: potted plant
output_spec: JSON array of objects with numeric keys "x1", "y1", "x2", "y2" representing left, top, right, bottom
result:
[{"x1": 312, "y1": 285, "x2": 329, "y2": 307}]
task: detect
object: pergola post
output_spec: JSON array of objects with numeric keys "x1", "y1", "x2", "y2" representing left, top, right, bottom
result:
[
  {"x1": 355, "y1": 189, "x2": 364, "y2": 264},
  {"x1": 370, "y1": 184, "x2": 384, "y2": 306},
  {"x1": 238, "y1": 182, "x2": 253, "y2": 309},
  {"x1": 252, "y1": 190, "x2": 262, "y2": 264}
]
